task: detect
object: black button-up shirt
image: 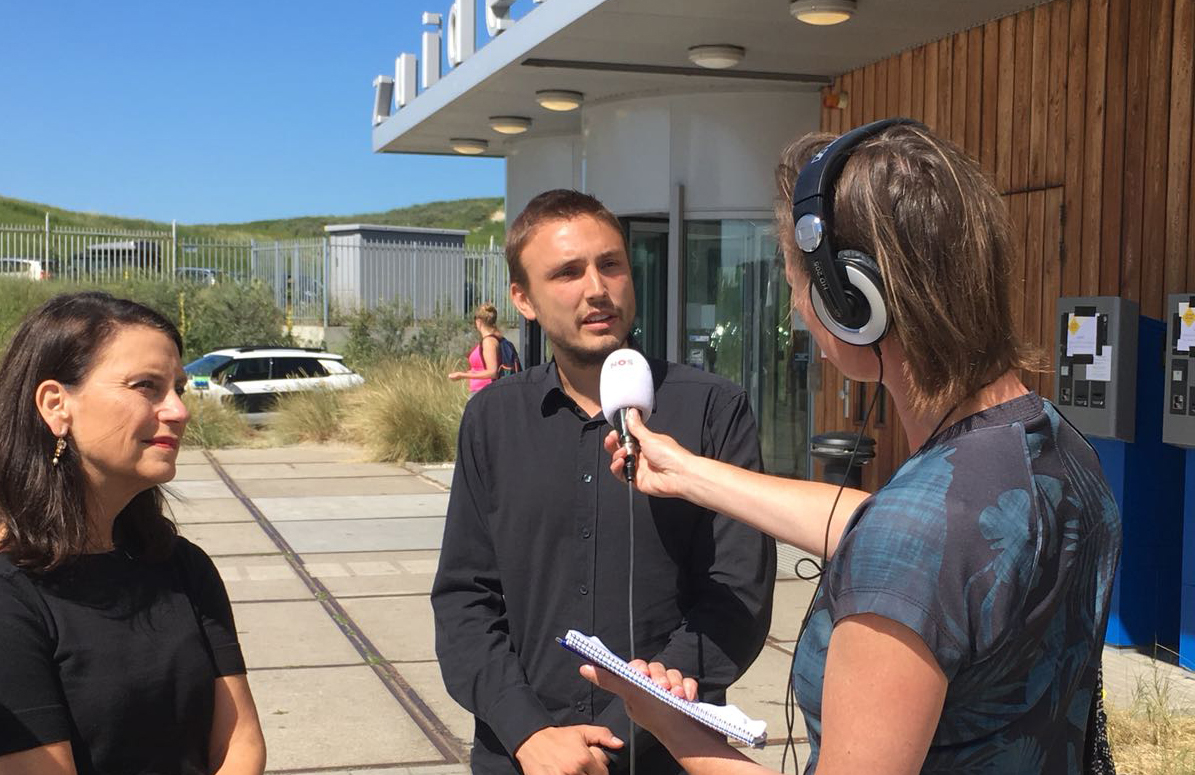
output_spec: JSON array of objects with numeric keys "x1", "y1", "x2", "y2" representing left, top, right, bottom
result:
[{"x1": 432, "y1": 359, "x2": 776, "y2": 773}]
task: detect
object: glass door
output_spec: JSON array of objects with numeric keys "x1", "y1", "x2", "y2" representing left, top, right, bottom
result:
[
  {"x1": 683, "y1": 219, "x2": 812, "y2": 479},
  {"x1": 625, "y1": 220, "x2": 669, "y2": 360}
]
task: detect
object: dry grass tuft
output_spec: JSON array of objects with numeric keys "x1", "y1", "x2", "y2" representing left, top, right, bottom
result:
[
  {"x1": 181, "y1": 393, "x2": 254, "y2": 449},
  {"x1": 269, "y1": 386, "x2": 348, "y2": 445},
  {"x1": 1107, "y1": 665, "x2": 1195, "y2": 775}
]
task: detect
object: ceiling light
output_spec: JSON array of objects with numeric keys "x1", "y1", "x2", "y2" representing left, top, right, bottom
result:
[
  {"x1": 535, "y1": 89, "x2": 584, "y2": 111},
  {"x1": 790, "y1": 0, "x2": 856, "y2": 25},
  {"x1": 488, "y1": 115, "x2": 532, "y2": 134},
  {"x1": 687, "y1": 44, "x2": 745, "y2": 70},
  {"x1": 450, "y1": 138, "x2": 488, "y2": 155}
]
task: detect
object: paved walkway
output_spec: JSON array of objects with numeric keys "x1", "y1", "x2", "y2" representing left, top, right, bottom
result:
[{"x1": 171, "y1": 444, "x2": 1189, "y2": 774}]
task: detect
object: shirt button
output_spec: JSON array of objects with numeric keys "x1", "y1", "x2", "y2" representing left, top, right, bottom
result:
[
  {"x1": 581, "y1": 528, "x2": 591, "y2": 539},
  {"x1": 576, "y1": 701, "x2": 586, "y2": 712},
  {"x1": 581, "y1": 473, "x2": 593, "y2": 483},
  {"x1": 579, "y1": 584, "x2": 588, "y2": 595}
]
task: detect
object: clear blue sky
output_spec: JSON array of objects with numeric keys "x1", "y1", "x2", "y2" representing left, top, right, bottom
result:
[{"x1": 0, "y1": 0, "x2": 512, "y2": 224}]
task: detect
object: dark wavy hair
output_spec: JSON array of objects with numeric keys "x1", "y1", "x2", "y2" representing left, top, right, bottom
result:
[{"x1": 0, "y1": 292, "x2": 182, "y2": 571}]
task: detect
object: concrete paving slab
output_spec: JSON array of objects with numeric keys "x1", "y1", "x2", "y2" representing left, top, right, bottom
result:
[
  {"x1": 251, "y1": 665, "x2": 444, "y2": 770},
  {"x1": 420, "y1": 469, "x2": 454, "y2": 488},
  {"x1": 274, "y1": 517, "x2": 446, "y2": 554},
  {"x1": 234, "y1": 600, "x2": 361, "y2": 668},
  {"x1": 173, "y1": 463, "x2": 221, "y2": 481},
  {"x1": 726, "y1": 643, "x2": 807, "y2": 742},
  {"x1": 176, "y1": 449, "x2": 210, "y2": 465},
  {"x1": 221, "y1": 462, "x2": 413, "y2": 480},
  {"x1": 302, "y1": 551, "x2": 440, "y2": 597},
  {"x1": 255, "y1": 494, "x2": 451, "y2": 522},
  {"x1": 212, "y1": 444, "x2": 366, "y2": 465},
  {"x1": 167, "y1": 497, "x2": 254, "y2": 524},
  {"x1": 178, "y1": 522, "x2": 278, "y2": 556},
  {"x1": 391, "y1": 662, "x2": 474, "y2": 754},
  {"x1": 214, "y1": 557, "x2": 312, "y2": 602},
  {"x1": 1103, "y1": 645, "x2": 1195, "y2": 710},
  {"x1": 340, "y1": 595, "x2": 436, "y2": 662},
  {"x1": 767, "y1": 578, "x2": 820, "y2": 643},
  {"x1": 165, "y1": 479, "x2": 236, "y2": 500},
  {"x1": 238, "y1": 476, "x2": 442, "y2": 498}
]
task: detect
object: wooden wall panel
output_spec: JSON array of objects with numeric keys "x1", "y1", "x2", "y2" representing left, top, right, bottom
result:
[
  {"x1": 1170, "y1": 0, "x2": 1194, "y2": 296},
  {"x1": 1028, "y1": 6, "x2": 1050, "y2": 188},
  {"x1": 952, "y1": 32, "x2": 968, "y2": 148},
  {"x1": 1012, "y1": 10, "x2": 1034, "y2": 191},
  {"x1": 1081, "y1": 0, "x2": 1108, "y2": 295},
  {"x1": 980, "y1": 20, "x2": 1000, "y2": 174},
  {"x1": 1140, "y1": 0, "x2": 1171, "y2": 321},
  {"x1": 1117, "y1": 0, "x2": 1149, "y2": 305},
  {"x1": 923, "y1": 39, "x2": 939, "y2": 128},
  {"x1": 910, "y1": 46, "x2": 926, "y2": 121},
  {"x1": 813, "y1": 0, "x2": 1192, "y2": 489},
  {"x1": 966, "y1": 27, "x2": 983, "y2": 158},
  {"x1": 1045, "y1": 1, "x2": 1068, "y2": 187},
  {"x1": 1099, "y1": 0, "x2": 1128, "y2": 297},
  {"x1": 1063, "y1": 0, "x2": 1088, "y2": 298}
]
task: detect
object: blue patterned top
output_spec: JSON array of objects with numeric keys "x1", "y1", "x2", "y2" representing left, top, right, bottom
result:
[{"x1": 792, "y1": 393, "x2": 1122, "y2": 773}]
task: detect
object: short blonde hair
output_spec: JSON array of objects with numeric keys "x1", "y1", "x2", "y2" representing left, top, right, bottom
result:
[{"x1": 775, "y1": 125, "x2": 1039, "y2": 416}]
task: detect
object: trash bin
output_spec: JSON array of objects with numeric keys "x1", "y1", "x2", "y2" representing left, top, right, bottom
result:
[{"x1": 810, "y1": 431, "x2": 876, "y2": 488}]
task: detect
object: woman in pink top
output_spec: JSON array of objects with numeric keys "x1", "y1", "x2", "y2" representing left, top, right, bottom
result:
[{"x1": 448, "y1": 303, "x2": 503, "y2": 393}]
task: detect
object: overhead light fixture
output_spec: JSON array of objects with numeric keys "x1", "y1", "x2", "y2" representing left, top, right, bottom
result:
[
  {"x1": 790, "y1": 0, "x2": 856, "y2": 25},
  {"x1": 450, "y1": 138, "x2": 488, "y2": 155},
  {"x1": 535, "y1": 89, "x2": 584, "y2": 111},
  {"x1": 687, "y1": 44, "x2": 745, "y2": 70},
  {"x1": 489, "y1": 115, "x2": 532, "y2": 134}
]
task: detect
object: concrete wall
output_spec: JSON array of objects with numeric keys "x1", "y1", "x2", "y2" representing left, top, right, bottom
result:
[{"x1": 504, "y1": 89, "x2": 822, "y2": 222}]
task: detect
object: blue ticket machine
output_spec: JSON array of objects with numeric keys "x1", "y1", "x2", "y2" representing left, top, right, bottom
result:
[
  {"x1": 1163, "y1": 293, "x2": 1195, "y2": 668},
  {"x1": 1055, "y1": 296, "x2": 1181, "y2": 651}
]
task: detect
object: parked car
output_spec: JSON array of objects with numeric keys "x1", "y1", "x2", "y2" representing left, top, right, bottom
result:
[
  {"x1": 0, "y1": 257, "x2": 49, "y2": 280},
  {"x1": 184, "y1": 347, "x2": 364, "y2": 421},
  {"x1": 176, "y1": 266, "x2": 231, "y2": 286}
]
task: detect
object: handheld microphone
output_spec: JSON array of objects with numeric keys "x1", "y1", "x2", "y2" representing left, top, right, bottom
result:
[{"x1": 600, "y1": 348, "x2": 654, "y2": 482}]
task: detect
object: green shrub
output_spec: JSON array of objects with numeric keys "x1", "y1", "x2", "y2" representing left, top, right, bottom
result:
[
  {"x1": 343, "y1": 357, "x2": 468, "y2": 463},
  {"x1": 337, "y1": 301, "x2": 475, "y2": 366},
  {"x1": 181, "y1": 393, "x2": 254, "y2": 449},
  {"x1": 0, "y1": 277, "x2": 286, "y2": 360},
  {"x1": 269, "y1": 387, "x2": 348, "y2": 444}
]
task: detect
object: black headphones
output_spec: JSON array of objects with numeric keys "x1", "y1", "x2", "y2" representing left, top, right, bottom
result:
[{"x1": 790, "y1": 117, "x2": 925, "y2": 346}]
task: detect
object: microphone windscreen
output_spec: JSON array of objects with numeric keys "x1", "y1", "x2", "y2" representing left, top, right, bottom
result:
[{"x1": 600, "y1": 348, "x2": 654, "y2": 427}]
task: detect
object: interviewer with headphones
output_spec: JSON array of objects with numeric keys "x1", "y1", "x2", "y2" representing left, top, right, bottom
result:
[{"x1": 583, "y1": 120, "x2": 1122, "y2": 774}]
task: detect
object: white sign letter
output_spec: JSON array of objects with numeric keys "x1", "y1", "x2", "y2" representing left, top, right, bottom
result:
[
  {"x1": 486, "y1": 0, "x2": 515, "y2": 36},
  {"x1": 372, "y1": 75, "x2": 394, "y2": 125},
  {"x1": 422, "y1": 12, "x2": 442, "y2": 88},
  {"x1": 446, "y1": 0, "x2": 475, "y2": 67},
  {"x1": 395, "y1": 53, "x2": 417, "y2": 107}
]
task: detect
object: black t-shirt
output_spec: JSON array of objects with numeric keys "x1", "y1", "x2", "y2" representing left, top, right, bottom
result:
[{"x1": 0, "y1": 537, "x2": 246, "y2": 773}]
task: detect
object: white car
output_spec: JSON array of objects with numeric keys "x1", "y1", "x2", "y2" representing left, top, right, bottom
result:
[
  {"x1": 0, "y1": 257, "x2": 49, "y2": 280},
  {"x1": 184, "y1": 347, "x2": 364, "y2": 420}
]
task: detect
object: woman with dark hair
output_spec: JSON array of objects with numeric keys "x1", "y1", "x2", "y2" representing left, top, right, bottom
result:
[{"x1": 0, "y1": 292, "x2": 266, "y2": 774}]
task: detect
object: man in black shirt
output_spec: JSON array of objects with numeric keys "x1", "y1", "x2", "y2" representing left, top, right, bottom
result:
[{"x1": 431, "y1": 190, "x2": 776, "y2": 775}]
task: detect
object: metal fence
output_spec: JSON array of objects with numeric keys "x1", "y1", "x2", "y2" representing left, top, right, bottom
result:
[{"x1": 0, "y1": 219, "x2": 511, "y2": 326}]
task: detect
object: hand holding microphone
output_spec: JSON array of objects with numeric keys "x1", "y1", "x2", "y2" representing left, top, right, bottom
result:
[
  {"x1": 600, "y1": 349, "x2": 654, "y2": 482},
  {"x1": 599, "y1": 349, "x2": 692, "y2": 495}
]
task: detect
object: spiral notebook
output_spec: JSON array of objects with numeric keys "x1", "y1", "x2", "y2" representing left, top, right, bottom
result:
[{"x1": 557, "y1": 629, "x2": 767, "y2": 748}]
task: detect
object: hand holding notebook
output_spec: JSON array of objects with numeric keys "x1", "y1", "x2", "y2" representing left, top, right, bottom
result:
[{"x1": 559, "y1": 629, "x2": 767, "y2": 748}]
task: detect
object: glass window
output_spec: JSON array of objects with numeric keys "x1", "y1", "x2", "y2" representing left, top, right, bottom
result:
[
  {"x1": 272, "y1": 357, "x2": 328, "y2": 379},
  {"x1": 184, "y1": 354, "x2": 233, "y2": 377},
  {"x1": 221, "y1": 357, "x2": 271, "y2": 384},
  {"x1": 684, "y1": 219, "x2": 811, "y2": 479}
]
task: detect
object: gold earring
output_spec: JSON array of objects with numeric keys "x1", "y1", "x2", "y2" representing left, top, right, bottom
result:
[{"x1": 52, "y1": 437, "x2": 67, "y2": 466}]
